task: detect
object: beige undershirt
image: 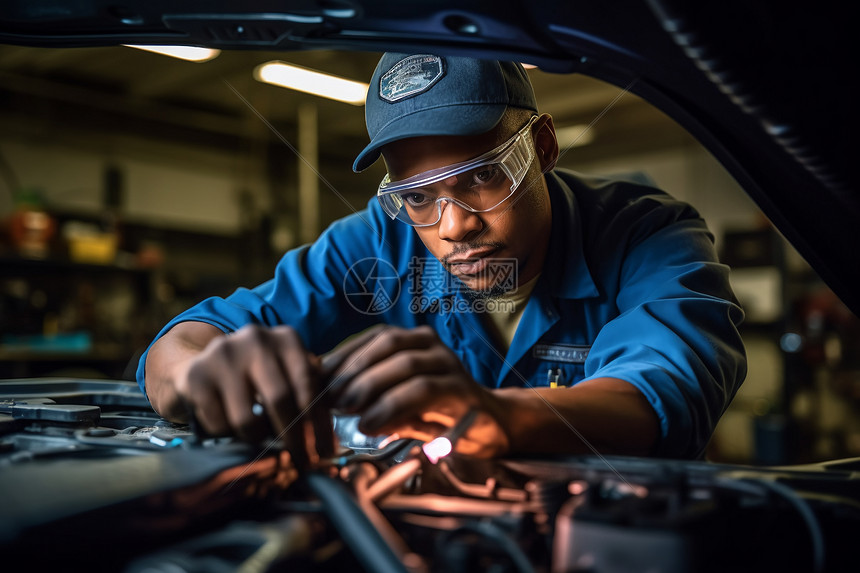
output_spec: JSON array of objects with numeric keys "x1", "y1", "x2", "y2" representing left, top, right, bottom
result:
[{"x1": 482, "y1": 273, "x2": 541, "y2": 351}]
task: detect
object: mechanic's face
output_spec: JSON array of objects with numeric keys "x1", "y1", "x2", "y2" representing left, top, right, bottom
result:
[{"x1": 381, "y1": 113, "x2": 558, "y2": 295}]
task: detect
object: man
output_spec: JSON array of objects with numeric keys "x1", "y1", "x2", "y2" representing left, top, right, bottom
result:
[{"x1": 138, "y1": 53, "x2": 746, "y2": 466}]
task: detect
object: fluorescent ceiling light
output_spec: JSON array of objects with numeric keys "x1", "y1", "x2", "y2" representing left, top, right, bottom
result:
[
  {"x1": 124, "y1": 45, "x2": 220, "y2": 62},
  {"x1": 555, "y1": 124, "x2": 596, "y2": 148},
  {"x1": 254, "y1": 61, "x2": 368, "y2": 106}
]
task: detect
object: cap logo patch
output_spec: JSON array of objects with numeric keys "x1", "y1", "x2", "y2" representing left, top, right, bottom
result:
[{"x1": 379, "y1": 55, "x2": 445, "y2": 103}]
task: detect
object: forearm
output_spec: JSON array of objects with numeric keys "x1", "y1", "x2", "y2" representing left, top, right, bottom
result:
[
  {"x1": 493, "y1": 377, "x2": 659, "y2": 457},
  {"x1": 144, "y1": 321, "x2": 225, "y2": 421}
]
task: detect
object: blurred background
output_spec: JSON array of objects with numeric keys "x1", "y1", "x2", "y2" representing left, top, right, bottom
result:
[{"x1": 2, "y1": 45, "x2": 858, "y2": 466}]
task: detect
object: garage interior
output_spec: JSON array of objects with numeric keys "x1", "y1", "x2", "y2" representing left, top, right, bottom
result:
[{"x1": 2, "y1": 44, "x2": 858, "y2": 467}]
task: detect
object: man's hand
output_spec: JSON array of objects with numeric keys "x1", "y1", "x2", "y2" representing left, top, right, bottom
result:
[
  {"x1": 145, "y1": 322, "x2": 335, "y2": 467},
  {"x1": 324, "y1": 325, "x2": 511, "y2": 457},
  {"x1": 145, "y1": 322, "x2": 659, "y2": 464},
  {"x1": 324, "y1": 324, "x2": 660, "y2": 459}
]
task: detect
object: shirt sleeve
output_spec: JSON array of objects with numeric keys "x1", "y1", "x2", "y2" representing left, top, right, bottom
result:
[
  {"x1": 582, "y1": 193, "x2": 747, "y2": 459},
  {"x1": 135, "y1": 201, "x2": 397, "y2": 398}
]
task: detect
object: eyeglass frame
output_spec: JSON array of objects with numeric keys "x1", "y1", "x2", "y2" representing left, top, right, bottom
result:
[{"x1": 376, "y1": 115, "x2": 540, "y2": 227}]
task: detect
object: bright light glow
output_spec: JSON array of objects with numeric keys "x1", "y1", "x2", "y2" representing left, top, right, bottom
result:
[
  {"x1": 124, "y1": 44, "x2": 220, "y2": 62},
  {"x1": 422, "y1": 437, "x2": 453, "y2": 464},
  {"x1": 569, "y1": 481, "x2": 588, "y2": 495},
  {"x1": 377, "y1": 433, "x2": 402, "y2": 449},
  {"x1": 554, "y1": 123, "x2": 595, "y2": 148},
  {"x1": 255, "y1": 61, "x2": 369, "y2": 106}
]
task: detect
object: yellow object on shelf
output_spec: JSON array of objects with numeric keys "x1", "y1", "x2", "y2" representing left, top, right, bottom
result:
[{"x1": 68, "y1": 234, "x2": 117, "y2": 264}]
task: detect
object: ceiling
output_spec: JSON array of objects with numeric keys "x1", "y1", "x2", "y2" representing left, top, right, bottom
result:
[{"x1": 0, "y1": 44, "x2": 694, "y2": 180}]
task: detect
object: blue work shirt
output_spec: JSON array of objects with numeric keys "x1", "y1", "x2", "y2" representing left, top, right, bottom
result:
[{"x1": 137, "y1": 169, "x2": 746, "y2": 459}]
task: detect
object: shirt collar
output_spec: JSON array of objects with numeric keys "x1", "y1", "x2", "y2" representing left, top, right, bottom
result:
[{"x1": 543, "y1": 171, "x2": 600, "y2": 299}]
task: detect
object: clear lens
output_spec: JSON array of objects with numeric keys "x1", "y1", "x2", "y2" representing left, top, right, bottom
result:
[{"x1": 377, "y1": 116, "x2": 538, "y2": 226}]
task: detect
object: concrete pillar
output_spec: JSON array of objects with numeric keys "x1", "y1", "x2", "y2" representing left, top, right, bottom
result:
[{"x1": 297, "y1": 103, "x2": 319, "y2": 244}]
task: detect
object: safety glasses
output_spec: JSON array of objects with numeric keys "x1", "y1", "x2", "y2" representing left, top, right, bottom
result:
[{"x1": 377, "y1": 116, "x2": 539, "y2": 226}]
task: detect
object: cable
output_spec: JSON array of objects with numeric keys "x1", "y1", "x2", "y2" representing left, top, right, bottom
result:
[
  {"x1": 437, "y1": 521, "x2": 535, "y2": 573},
  {"x1": 719, "y1": 477, "x2": 825, "y2": 573},
  {"x1": 305, "y1": 472, "x2": 409, "y2": 573},
  {"x1": 746, "y1": 478, "x2": 825, "y2": 573},
  {"x1": 437, "y1": 458, "x2": 527, "y2": 502},
  {"x1": 336, "y1": 438, "x2": 419, "y2": 466}
]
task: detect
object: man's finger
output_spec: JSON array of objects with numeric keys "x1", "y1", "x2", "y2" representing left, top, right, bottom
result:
[
  {"x1": 320, "y1": 324, "x2": 390, "y2": 377},
  {"x1": 357, "y1": 374, "x2": 457, "y2": 434},
  {"x1": 227, "y1": 329, "x2": 293, "y2": 435},
  {"x1": 334, "y1": 348, "x2": 449, "y2": 413},
  {"x1": 183, "y1": 357, "x2": 234, "y2": 437},
  {"x1": 326, "y1": 325, "x2": 438, "y2": 399},
  {"x1": 263, "y1": 326, "x2": 337, "y2": 466},
  {"x1": 188, "y1": 382, "x2": 231, "y2": 437},
  {"x1": 309, "y1": 409, "x2": 337, "y2": 462},
  {"x1": 219, "y1": 378, "x2": 270, "y2": 443},
  {"x1": 273, "y1": 328, "x2": 319, "y2": 413}
]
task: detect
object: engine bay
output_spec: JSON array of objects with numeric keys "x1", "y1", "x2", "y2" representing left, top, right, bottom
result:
[{"x1": 1, "y1": 378, "x2": 858, "y2": 572}]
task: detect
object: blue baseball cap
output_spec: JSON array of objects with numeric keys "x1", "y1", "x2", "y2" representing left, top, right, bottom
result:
[{"x1": 353, "y1": 53, "x2": 538, "y2": 172}]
